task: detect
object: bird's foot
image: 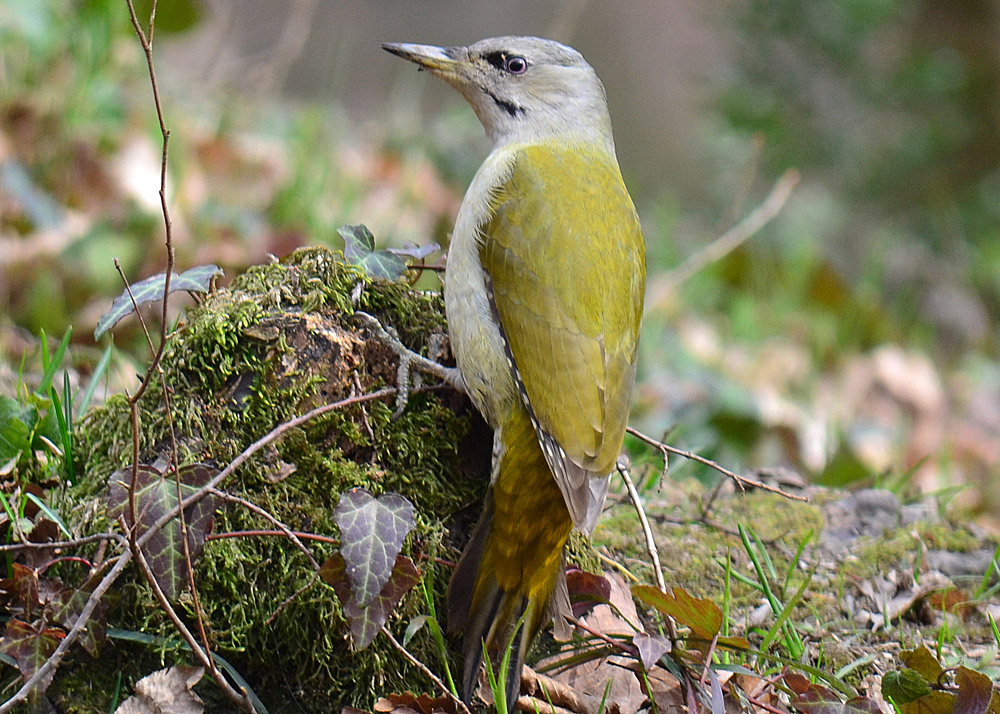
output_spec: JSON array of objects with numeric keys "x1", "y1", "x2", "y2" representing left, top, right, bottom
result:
[{"x1": 354, "y1": 311, "x2": 465, "y2": 418}]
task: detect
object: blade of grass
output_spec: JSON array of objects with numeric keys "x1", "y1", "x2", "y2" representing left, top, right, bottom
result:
[
  {"x1": 482, "y1": 640, "x2": 505, "y2": 714},
  {"x1": 760, "y1": 562, "x2": 814, "y2": 658},
  {"x1": 722, "y1": 549, "x2": 732, "y2": 665},
  {"x1": 738, "y1": 524, "x2": 804, "y2": 657},
  {"x1": 833, "y1": 653, "x2": 876, "y2": 680},
  {"x1": 974, "y1": 543, "x2": 1000, "y2": 599},
  {"x1": 78, "y1": 345, "x2": 113, "y2": 414},
  {"x1": 107, "y1": 670, "x2": 123, "y2": 714},
  {"x1": 715, "y1": 558, "x2": 765, "y2": 591},
  {"x1": 48, "y1": 384, "x2": 74, "y2": 485},
  {"x1": 780, "y1": 529, "x2": 813, "y2": 600},
  {"x1": 598, "y1": 678, "x2": 612, "y2": 714},
  {"x1": 61, "y1": 373, "x2": 75, "y2": 483},
  {"x1": 22, "y1": 493, "x2": 71, "y2": 538},
  {"x1": 38, "y1": 327, "x2": 72, "y2": 397},
  {"x1": 420, "y1": 578, "x2": 457, "y2": 696}
]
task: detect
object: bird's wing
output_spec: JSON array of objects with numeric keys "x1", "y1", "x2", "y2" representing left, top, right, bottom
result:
[{"x1": 479, "y1": 142, "x2": 645, "y2": 533}]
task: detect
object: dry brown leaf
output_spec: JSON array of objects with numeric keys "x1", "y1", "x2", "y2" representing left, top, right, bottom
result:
[
  {"x1": 114, "y1": 665, "x2": 204, "y2": 714},
  {"x1": 640, "y1": 664, "x2": 684, "y2": 712}
]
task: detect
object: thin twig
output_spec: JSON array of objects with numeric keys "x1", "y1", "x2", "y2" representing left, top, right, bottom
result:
[
  {"x1": 266, "y1": 573, "x2": 320, "y2": 625},
  {"x1": 617, "y1": 459, "x2": 666, "y2": 593},
  {"x1": 0, "y1": 532, "x2": 125, "y2": 552},
  {"x1": 565, "y1": 615, "x2": 636, "y2": 656},
  {"x1": 381, "y1": 626, "x2": 472, "y2": 714},
  {"x1": 617, "y1": 458, "x2": 678, "y2": 642},
  {"x1": 123, "y1": 0, "x2": 174, "y2": 404},
  {"x1": 130, "y1": 531, "x2": 253, "y2": 711},
  {"x1": 626, "y1": 427, "x2": 807, "y2": 502},
  {"x1": 209, "y1": 490, "x2": 321, "y2": 570},
  {"x1": 649, "y1": 169, "x2": 800, "y2": 299},
  {"x1": 206, "y1": 529, "x2": 336, "y2": 548},
  {"x1": 114, "y1": 258, "x2": 156, "y2": 356},
  {"x1": 137, "y1": 388, "x2": 400, "y2": 554}
]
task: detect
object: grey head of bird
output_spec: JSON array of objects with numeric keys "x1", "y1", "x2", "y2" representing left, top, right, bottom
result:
[{"x1": 383, "y1": 36, "x2": 615, "y2": 150}]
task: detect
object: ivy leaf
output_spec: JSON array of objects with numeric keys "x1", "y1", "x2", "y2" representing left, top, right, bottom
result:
[
  {"x1": 321, "y1": 553, "x2": 420, "y2": 650},
  {"x1": 0, "y1": 618, "x2": 64, "y2": 691},
  {"x1": 334, "y1": 488, "x2": 415, "y2": 608},
  {"x1": 339, "y1": 224, "x2": 407, "y2": 280},
  {"x1": 386, "y1": 242, "x2": 441, "y2": 261},
  {"x1": 106, "y1": 463, "x2": 218, "y2": 600},
  {"x1": 50, "y1": 587, "x2": 107, "y2": 658},
  {"x1": 94, "y1": 264, "x2": 223, "y2": 339},
  {"x1": 0, "y1": 563, "x2": 41, "y2": 619}
]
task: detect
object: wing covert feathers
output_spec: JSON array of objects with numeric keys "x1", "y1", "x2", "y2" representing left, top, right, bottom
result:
[{"x1": 479, "y1": 142, "x2": 645, "y2": 532}]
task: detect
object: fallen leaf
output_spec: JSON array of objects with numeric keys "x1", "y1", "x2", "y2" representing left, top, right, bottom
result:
[{"x1": 114, "y1": 665, "x2": 204, "y2": 714}]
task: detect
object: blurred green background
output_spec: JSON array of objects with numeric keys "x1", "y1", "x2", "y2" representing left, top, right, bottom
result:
[{"x1": 1, "y1": 0, "x2": 997, "y2": 523}]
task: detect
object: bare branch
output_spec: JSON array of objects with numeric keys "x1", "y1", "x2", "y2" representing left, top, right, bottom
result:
[
  {"x1": 123, "y1": 0, "x2": 174, "y2": 404},
  {"x1": 381, "y1": 626, "x2": 472, "y2": 714},
  {"x1": 130, "y1": 533, "x2": 252, "y2": 710},
  {"x1": 649, "y1": 169, "x2": 800, "y2": 300},
  {"x1": 209, "y1": 489, "x2": 322, "y2": 570},
  {"x1": 626, "y1": 426, "x2": 807, "y2": 502},
  {"x1": 617, "y1": 459, "x2": 666, "y2": 593}
]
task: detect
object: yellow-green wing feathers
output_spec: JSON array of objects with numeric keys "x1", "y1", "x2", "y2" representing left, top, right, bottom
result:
[{"x1": 480, "y1": 143, "x2": 645, "y2": 532}]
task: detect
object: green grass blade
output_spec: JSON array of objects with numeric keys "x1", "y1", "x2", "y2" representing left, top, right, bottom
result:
[
  {"x1": 974, "y1": 543, "x2": 1000, "y2": 599},
  {"x1": 781, "y1": 529, "x2": 813, "y2": 600},
  {"x1": 38, "y1": 327, "x2": 72, "y2": 397},
  {"x1": 420, "y1": 579, "x2": 456, "y2": 696},
  {"x1": 78, "y1": 345, "x2": 113, "y2": 414},
  {"x1": 62, "y1": 372, "x2": 75, "y2": 484},
  {"x1": 22, "y1": 492, "x2": 71, "y2": 537},
  {"x1": 49, "y1": 384, "x2": 74, "y2": 485},
  {"x1": 482, "y1": 639, "x2": 505, "y2": 714},
  {"x1": 598, "y1": 678, "x2": 613, "y2": 714},
  {"x1": 738, "y1": 524, "x2": 803, "y2": 657},
  {"x1": 760, "y1": 563, "x2": 813, "y2": 658}
]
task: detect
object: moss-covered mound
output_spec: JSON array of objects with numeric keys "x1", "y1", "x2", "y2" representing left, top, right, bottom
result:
[{"x1": 58, "y1": 247, "x2": 490, "y2": 712}]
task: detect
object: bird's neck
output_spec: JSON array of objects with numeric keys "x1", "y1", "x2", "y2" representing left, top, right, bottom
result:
[{"x1": 489, "y1": 125, "x2": 618, "y2": 158}]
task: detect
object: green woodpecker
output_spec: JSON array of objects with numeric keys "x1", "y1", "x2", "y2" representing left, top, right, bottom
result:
[{"x1": 383, "y1": 36, "x2": 645, "y2": 703}]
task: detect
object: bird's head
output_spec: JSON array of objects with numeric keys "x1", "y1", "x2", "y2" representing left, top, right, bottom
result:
[{"x1": 383, "y1": 36, "x2": 614, "y2": 148}]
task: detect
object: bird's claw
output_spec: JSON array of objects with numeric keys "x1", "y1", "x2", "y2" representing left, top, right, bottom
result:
[{"x1": 354, "y1": 311, "x2": 464, "y2": 418}]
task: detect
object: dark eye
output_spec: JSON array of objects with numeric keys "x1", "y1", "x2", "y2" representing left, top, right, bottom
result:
[{"x1": 504, "y1": 56, "x2": 527, "y2": 74}]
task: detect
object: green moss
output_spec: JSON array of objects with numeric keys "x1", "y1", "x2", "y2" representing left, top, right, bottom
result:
[{"x1": 63, "y1": 248, "x2": 485, "y2": 711}]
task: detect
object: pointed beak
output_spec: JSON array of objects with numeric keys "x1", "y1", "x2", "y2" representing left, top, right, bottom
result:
[{"x1": 382, "y1": 42, "x2": 466, "y2": 76}]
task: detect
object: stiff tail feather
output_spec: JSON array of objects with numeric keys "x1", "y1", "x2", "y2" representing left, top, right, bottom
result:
[
  {"x1": 447, "y1": 408, "x2": 574, "y2": 704},
  {"x1": 447, "y1": 493, "x2": 551, "y2": 705}
]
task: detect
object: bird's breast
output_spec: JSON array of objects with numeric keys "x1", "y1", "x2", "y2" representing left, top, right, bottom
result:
[{"x1": 444, "y1": 148, "x2": 519, "y2": 426}]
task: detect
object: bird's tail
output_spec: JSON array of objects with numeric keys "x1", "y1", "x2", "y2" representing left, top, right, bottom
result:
[{"x1": 447, "y1": 407, "x2": 573, "y2": 705}]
